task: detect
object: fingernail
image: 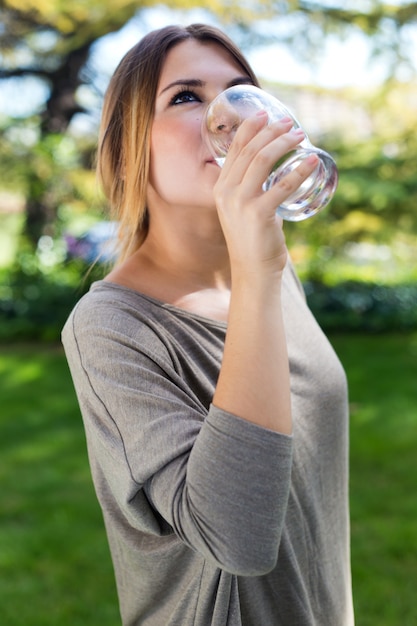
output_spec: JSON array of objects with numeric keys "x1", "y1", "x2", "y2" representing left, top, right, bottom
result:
[
  {"x1": 280, "y1": 116, "x2": 293, "y2": 124},
  {"x1": 256, "y1": 110, "x2": 268, "y2": 117}
]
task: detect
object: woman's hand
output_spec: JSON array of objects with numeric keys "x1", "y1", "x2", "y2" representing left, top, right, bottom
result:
[
  {"x1": 213, "y1": 112, "x2": 318, "y2": 281},
  {"x1": 213, "y1": 112, "x2": 317, "y2": 434}
]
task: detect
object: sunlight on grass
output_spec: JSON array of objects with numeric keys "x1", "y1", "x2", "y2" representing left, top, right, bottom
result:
[{"x1": 1, "y1": 360, "x2": 45, "y2": 384}]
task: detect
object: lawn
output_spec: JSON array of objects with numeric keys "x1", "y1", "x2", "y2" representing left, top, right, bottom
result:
[
  {"x1": 0, "y1": 344, "x2": 119, "y2": 626},
  {"x1": 331, "y1": 333, "x2": 417, "y2": 626},
  {"x1": 1, "y1": 335, "x2": 416, "y2": 625}
]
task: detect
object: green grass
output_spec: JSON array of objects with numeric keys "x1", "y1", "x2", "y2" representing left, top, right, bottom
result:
[
  {"x1": 1, "y1": 336, "x2": 416, "y2": 625},
  {"x1": 330, "y1": 333, "x2": 417, "y2": 626},
  {"x1": 0, "y1": 344, "x2": 119, "y2": 625}
]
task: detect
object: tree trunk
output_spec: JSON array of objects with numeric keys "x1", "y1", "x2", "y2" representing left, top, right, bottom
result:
[
  {"x1": 41, "y1": 42, "x2": 93, "y2": 135},
  {"x1": 23, "y1": 42, "x2": 94, "y2": 247}
]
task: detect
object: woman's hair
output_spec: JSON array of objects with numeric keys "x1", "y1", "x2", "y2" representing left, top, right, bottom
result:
[{"x1": 97, "y1": 23, "x2": 259, "y2": 263}]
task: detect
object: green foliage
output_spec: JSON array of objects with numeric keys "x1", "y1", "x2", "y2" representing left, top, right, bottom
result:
[
  {"x1": 1, "y1": 0, "x2": 417, "y2": 288},
  {"x1": 0, "y1": 255, "x2": 104, "y2": 342},
  {"x1": 330, "y1": 141, "x2": 417, "y2": 233},
  {"x1": 306, "y1": 280, "x2": 417, "y2": 333},
  {"x1": 2, "y1": 0, "x2": 417, "y2": 251},
  {"x1": 285, "y1": 79, "x2": 417, "y2": 278},
  {"x1": 0, "y1": 113, "x2": 101, "y2": 244},
  {"x1": 0, "y1": 211, "x2": 24, "y2": 267},
  {"x1": 1, "y1": 252, "x2": 416, "y2": 342}
]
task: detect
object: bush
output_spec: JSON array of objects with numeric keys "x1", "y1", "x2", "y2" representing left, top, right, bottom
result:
[
  {"x1": 305, "y1": 280, "x2": 417, "y2": 332},
  {"x1": 1, "y1": 258, "x2": 416, "y2": 341},
  {"x1": 0, "y1": 259, "x2": 104, "y2": 342}
]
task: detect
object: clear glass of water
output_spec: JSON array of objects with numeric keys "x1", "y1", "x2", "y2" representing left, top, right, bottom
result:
[{"x1": 203, "y1": 84, "x2": 338, "y2": 221}]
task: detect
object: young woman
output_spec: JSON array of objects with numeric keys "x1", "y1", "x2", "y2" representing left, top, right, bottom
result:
[{"x1": 62, "y1": 23, "x2": 354, "y2": 626}]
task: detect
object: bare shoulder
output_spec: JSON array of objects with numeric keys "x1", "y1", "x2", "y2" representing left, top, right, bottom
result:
[{"x1": 104, "y1": 252, "x2": 230, "y2": 322}]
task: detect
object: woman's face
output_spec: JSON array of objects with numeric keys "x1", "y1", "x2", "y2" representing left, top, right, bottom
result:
[{"x1": 147, "y1": 39, "x2": 252, "y2": 215}]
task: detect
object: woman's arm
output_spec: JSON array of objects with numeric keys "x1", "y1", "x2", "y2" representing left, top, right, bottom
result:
[
  {"x1": 213, "y1": 113, "x2": 318, "y2": 434},
  {"x1": 63, "y1": 302, "x2": 293, "y2": 576}
]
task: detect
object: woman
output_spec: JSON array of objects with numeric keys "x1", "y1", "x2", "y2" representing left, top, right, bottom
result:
[{"x1": 62, "y1": 23, "x2": 354, "y2": 626}]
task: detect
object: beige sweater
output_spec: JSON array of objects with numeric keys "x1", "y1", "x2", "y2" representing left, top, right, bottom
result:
[{"x1": 62, "y1": 261, "x2": 354, "y2": 626}]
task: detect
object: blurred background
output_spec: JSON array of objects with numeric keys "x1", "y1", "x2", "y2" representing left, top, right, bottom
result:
[{"x1": 1, "y1": 1, "x2": 416, "y2": 624}]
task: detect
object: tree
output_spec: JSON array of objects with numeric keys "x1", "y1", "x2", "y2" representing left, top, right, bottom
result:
[
  {"x1": 0, "y1": 1, "x2": 141, "y2": 244},
  {"x1": 1, "y1": 0, "x2": 417, "y2": 247}
]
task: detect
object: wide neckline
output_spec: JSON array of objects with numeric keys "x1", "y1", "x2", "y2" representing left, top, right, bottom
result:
[{"x1": 92, "y1": 280, "x2": 229, "y2": 329}]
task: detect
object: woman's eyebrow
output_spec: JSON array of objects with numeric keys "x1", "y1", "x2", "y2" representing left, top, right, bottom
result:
[
  {"x1": 159, "y1": 79, "x2": 204, "y2": 96},
  {"x1": 228, "y1": 76, "x2": 255, "y2": 87},
  {"x1": 159, "y1": 75, "x2": 253, "y2": 96}
]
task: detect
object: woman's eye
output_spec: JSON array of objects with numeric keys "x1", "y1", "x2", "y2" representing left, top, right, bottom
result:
[{"x1": 170, "y1": 90, "x2": 200, "y2": 105}]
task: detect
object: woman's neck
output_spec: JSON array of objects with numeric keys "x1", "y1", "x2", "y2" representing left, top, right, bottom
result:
[{"x1": 105, "y1": 219, "x2": 232, "y2": 321}]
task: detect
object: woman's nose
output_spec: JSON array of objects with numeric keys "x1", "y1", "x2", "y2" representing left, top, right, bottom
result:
[{"x1": 206, "y1": 98, "x2": 241, "y2": 136}]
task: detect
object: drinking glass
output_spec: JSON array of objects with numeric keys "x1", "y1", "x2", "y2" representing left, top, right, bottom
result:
[{"x1": 202, "y1": 84, "x2": 338, "y2": 221}]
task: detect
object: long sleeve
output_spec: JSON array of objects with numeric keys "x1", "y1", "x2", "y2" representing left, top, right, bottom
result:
[{"x1": 62, "y1": 282, "x2": 293, "y2": 576}]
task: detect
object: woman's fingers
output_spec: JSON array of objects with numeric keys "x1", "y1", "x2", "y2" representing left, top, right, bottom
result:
[
  {"x1": 213, "y1": 113, "x2": 319, "y2": 272},
  {"x1": 220, "y1": 115, "x2": 306, "y2": 193},
  {"x1": 257, "y1": 153, "x2": 319, "y2": 212}
]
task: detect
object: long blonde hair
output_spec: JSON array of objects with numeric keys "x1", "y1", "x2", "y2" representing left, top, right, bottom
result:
[{"x1": 97, "y1": 23, "x2": 259, "y2": 263}]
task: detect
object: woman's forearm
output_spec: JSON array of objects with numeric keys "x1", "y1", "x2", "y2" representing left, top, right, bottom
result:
[{"x1": 213, "y1": 272, "x2": 292, "y2": 434}]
